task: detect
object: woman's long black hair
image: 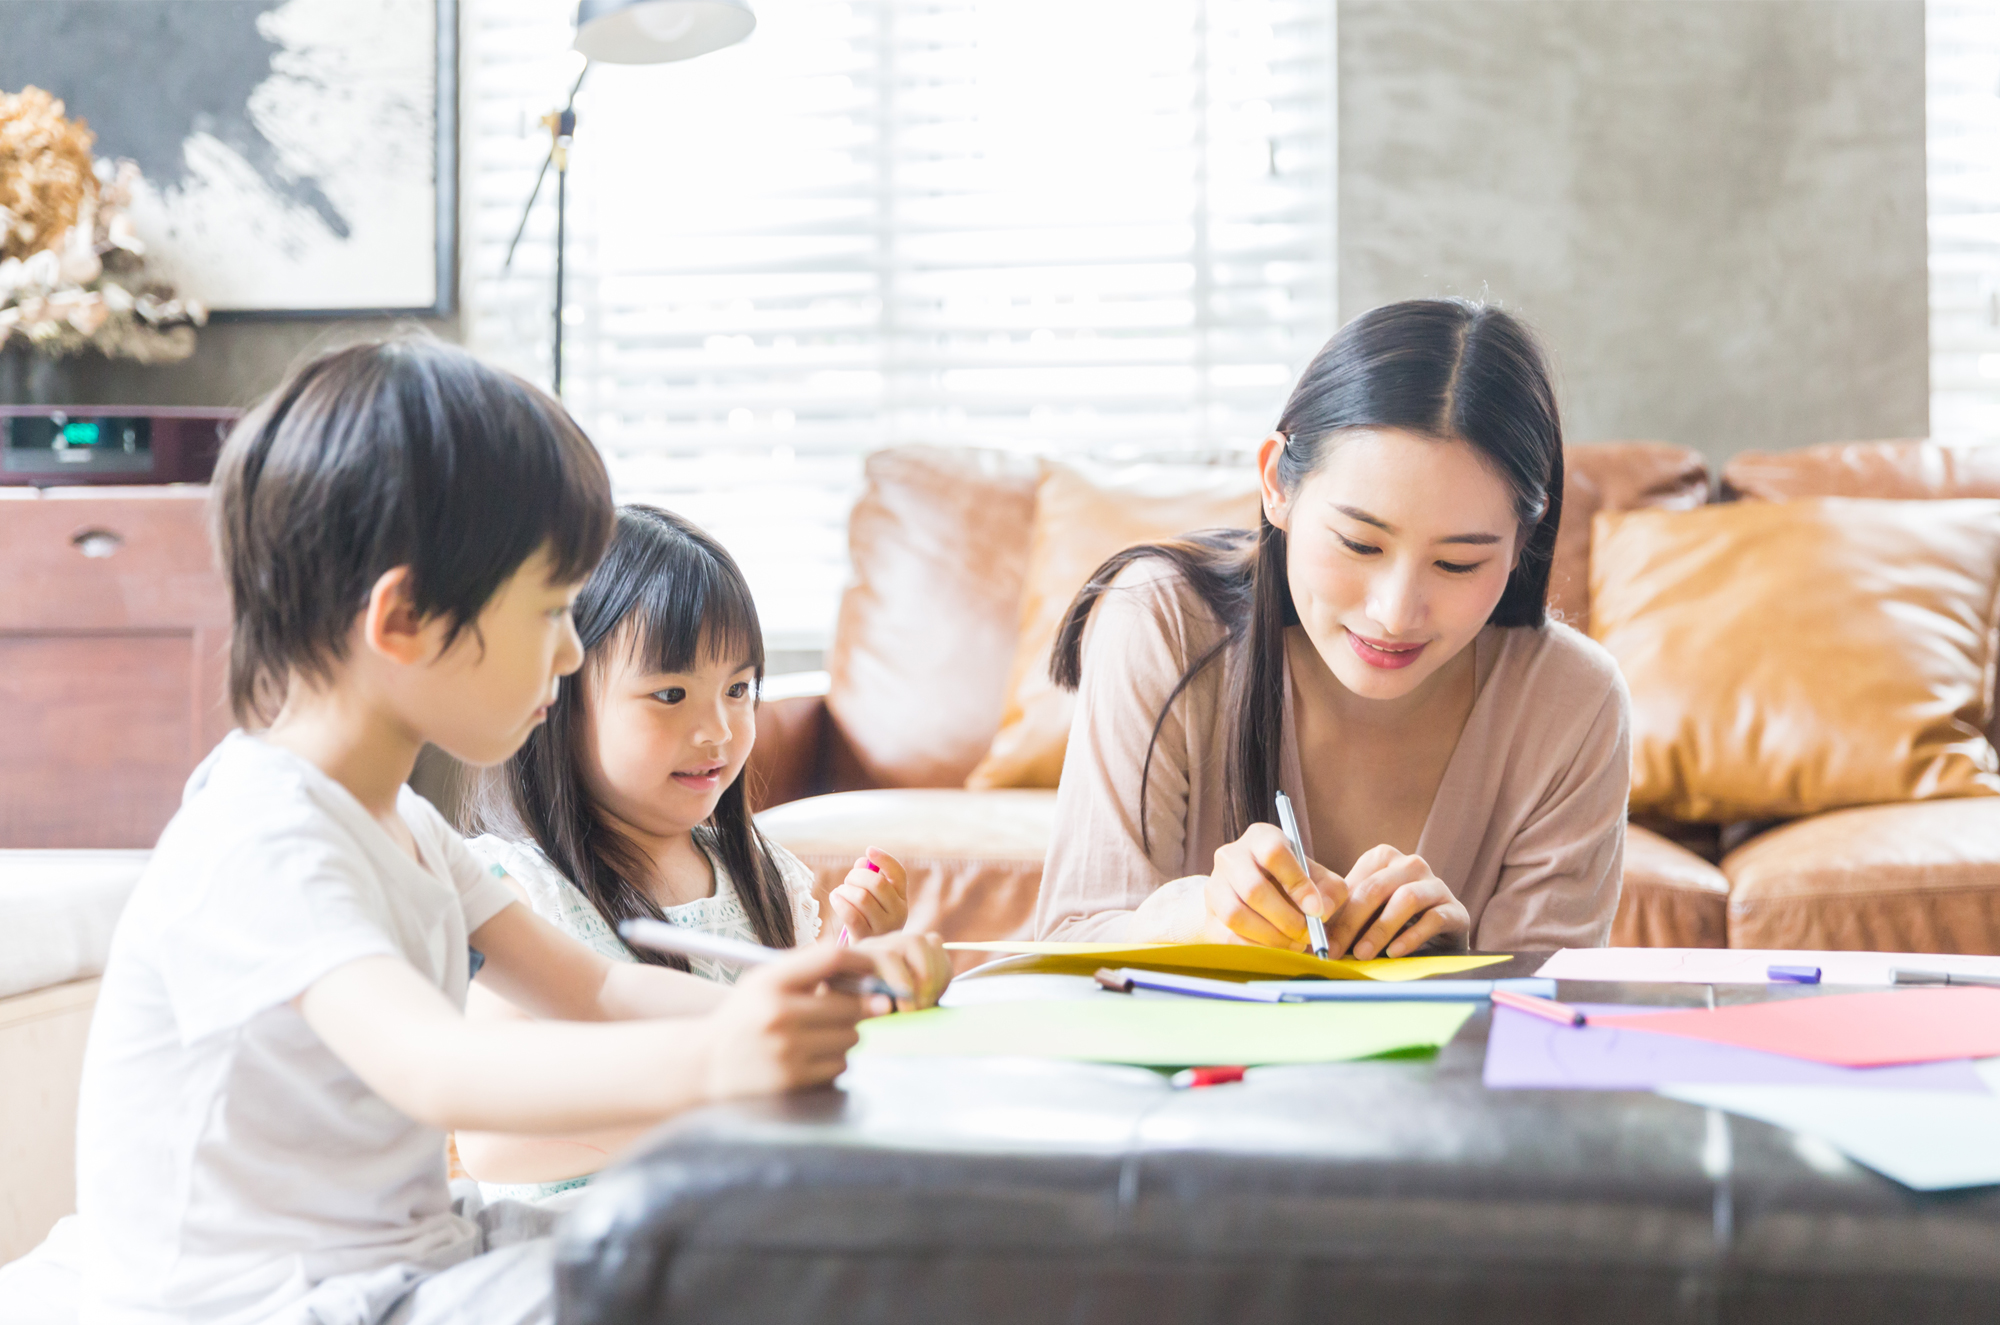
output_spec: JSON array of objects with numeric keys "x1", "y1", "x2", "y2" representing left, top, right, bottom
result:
[
  {"x1": 472, "y1": 504, "x2": 796, "y2": 968},
  {"x1": 1050, "y1": 299, "x2": 1564, "y2": 852}
]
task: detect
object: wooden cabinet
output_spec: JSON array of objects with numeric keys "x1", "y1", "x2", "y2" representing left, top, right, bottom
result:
[{"x1": 0, "y1": 488, "x2": 230, "y2": 848}]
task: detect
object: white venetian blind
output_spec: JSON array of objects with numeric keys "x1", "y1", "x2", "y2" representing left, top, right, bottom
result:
[
  {"x1": 1929, "y1": 0, "x2": 2000, "y2": 441},
  {"x1": 464, "y1": 0, "x2": 1336, "y2": 648}
]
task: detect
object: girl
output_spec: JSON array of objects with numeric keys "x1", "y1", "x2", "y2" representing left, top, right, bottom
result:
[
  {"x1": 1033, "y1": 299, "x2": 1630, "y2": 956},
  {"x1": 457, "y1": 504, "x2": 911, "y2": 1200}
]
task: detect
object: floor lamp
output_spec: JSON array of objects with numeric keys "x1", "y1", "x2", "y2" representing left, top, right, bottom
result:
[{"x1": 503, "y1": 0, "x2": 757, "y2": 399}]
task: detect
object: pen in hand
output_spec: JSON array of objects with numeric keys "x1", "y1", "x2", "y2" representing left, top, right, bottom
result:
[
  {"x1": 1275, "y1": 790, "x2": 1330, "y2": 960},
  {"x1": 618, "y1": 917, "x2": 903, "y2": 1008}
]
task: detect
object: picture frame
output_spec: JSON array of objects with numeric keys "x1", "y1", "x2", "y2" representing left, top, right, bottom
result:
[{"x1": 0, "y1": 0, "x2": 458, "y2": 318}]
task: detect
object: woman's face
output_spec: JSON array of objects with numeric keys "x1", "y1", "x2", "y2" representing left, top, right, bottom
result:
[
  {"x1": 1263, "y1": 427, "x2": 1521, "y2": 702},
  {"x1": 577, "y1": 628, "x2": 759, "y2": 843}
]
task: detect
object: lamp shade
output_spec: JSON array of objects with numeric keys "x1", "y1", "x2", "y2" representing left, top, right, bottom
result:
[{"x1": 574, "y1": 0, "x2": 755, "y2": 64}]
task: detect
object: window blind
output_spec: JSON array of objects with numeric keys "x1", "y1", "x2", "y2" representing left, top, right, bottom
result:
[
  {"x1": 464, "y1": 0, "x2": 1337, "y2": 648},
  {"x1": 1929, "y1": 0, "x2": 2000, "y2": 441}
]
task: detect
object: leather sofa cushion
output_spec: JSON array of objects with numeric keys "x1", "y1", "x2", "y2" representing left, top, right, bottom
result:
[
  {"x1": 1720, "y1": 439, "x2": 2000, "y2": 751},
  {"x1": 1591, "y1": 497, "x2": 2000, "y2": 821},
  {"x1": 744, "y1": 692, "x2": 828, "y2": 811},
  {"x1": 757, "y1": 789, "x2": 1056, "y2": 968},
  {"x1": 825, "y1": 448, "x2": 1042, "y2": 789},
  {"x1": 1723, "y1": 800, "x2": 2000, "y2": 953},
  {"x1": 966, "y1": 461, "x2": 1260, "y2": 790},
  {"x1": 1721, "y1": 439, "x2": 2000, "y2": 502},
  {"x1": 1611, "y1": 825, "x2": 1730, "y2": 949},
  {"x1": 1550, "y1": 443, "x2": 1711, "y2": 633}
]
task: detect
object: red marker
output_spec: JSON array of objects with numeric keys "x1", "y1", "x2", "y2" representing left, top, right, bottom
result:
[
  {"x1": 1170, "y1": 1066, "x2": 1247, "y2": 1089},
  {"x1": 1492, "y1": 988, "x2": 1587, "y2": 1027}
]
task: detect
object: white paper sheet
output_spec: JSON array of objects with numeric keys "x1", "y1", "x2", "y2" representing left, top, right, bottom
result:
[
  {"x1": 1537, "y1": 947, "x2": 2000, "y2": 987},
  {"x1": 1663, "y1": 1063, "x2": 2000, "y2": 1191}
]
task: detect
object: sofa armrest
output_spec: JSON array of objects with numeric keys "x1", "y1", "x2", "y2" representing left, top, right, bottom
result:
[{"x1": 749, "y1": 674, "x2": 834, "y2": 811}]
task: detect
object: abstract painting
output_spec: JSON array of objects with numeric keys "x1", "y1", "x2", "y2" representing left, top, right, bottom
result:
[{"x1": 0, "y1": 0, "x2": 455, "y2": 315}]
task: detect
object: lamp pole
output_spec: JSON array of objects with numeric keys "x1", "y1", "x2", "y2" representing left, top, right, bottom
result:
[
  {"x1": 502, "y1": 2, "x2": 758, "y2": 401},
  {"x1": 503, "y1": 66, "x2": 587, "y2": 400},
  {"x1": 548, "y1": 102, "x2": 575, "y2": 397}
]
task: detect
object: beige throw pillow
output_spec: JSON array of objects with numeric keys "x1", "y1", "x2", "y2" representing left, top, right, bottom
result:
[
  {"x1": 965, "y1": 461, "x2": 1262, "y2": 790},
  {"x1": 1590, "y1": 497, "x2": 2000, "y2": 822}
]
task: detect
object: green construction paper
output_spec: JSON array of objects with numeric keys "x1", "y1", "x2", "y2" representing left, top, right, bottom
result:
[{"x1": 853, "y1": 998, "x2": 1478, "y2": 1067}]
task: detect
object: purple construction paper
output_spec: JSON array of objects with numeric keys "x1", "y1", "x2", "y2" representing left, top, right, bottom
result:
[{"x1": 1484, "y1": 1003, "x2": 1991, "y2": 1093}]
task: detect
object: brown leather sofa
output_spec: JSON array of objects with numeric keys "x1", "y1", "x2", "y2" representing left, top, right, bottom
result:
[{"x1": 749, "y1": 440, "x2": 2000, "y2": 959}]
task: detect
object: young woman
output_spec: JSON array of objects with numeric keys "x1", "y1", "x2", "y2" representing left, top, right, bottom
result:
[
  {"x1": 456, "y1": 505, "x2": 912, "y2": 1201},
  {"x1": 1033, "y1": 299, "x2": 1630, "y2": 956}
]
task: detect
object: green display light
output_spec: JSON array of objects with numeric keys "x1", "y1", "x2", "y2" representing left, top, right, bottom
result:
[{"x1": 60, "y1": 421, "x2": 101, "y2": 446}]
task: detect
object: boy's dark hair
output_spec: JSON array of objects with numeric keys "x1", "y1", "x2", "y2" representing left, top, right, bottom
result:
[
  {"x1": 211, "y1": 337, "x2": 614, "y2": 725},
  {"x1": 472, "y1": 505, "x2": 796, "y2": 968}
]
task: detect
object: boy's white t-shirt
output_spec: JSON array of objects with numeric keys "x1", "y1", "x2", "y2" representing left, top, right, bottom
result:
[{"x1": 72, "y1": 731, "x2": 517, "y2": 1325}]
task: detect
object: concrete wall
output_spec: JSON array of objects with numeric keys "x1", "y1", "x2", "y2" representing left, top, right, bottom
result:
[{"x1": 1338, "y1": 0, "x2": 1930, "y2": 463}]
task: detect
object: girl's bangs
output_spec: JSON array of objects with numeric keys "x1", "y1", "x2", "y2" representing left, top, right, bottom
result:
[{"x1": 621, "y1": 526, "x2": 765, "y2": 680}]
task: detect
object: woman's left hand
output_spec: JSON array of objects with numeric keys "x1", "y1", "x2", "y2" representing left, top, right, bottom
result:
[
  {"x1": 829, "y1": 846, "x2": 908, "y2": 940},
  {"x1": 1321, "y1": 845, "x2": 1469, "y2": 960}
]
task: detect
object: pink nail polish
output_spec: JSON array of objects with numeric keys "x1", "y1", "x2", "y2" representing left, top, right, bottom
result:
[{"x1": 864, "y1": 860, "x2": 881, "y2": 873}]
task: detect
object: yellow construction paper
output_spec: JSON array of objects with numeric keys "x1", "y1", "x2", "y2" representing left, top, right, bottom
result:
[{"x1": 942, "y1": 941, "x2": 1507, "y2": 982}]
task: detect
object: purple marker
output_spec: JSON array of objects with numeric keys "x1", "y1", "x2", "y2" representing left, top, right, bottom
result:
[{"x1": 1768, "y1": 964, "x2": 1821, "y2": 984}]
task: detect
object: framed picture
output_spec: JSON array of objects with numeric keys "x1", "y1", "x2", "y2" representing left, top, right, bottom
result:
[{"x1": 0, "y1": 0, "x2": 456, "y2": 317}]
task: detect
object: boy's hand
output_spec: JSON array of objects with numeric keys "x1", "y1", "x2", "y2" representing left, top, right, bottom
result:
[
  {"x1": 700, "y1": 943, "x2": 875, "y2": 1101},
  {"x1": 848, "y1": 929, "x2": 951, "y2": 1012},
  {"x1": 828, "y1": 846, "x2": 908, "y2": 939}
]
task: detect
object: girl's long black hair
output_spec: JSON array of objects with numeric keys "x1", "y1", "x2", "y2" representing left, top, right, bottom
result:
[
  {"x1": 1050, "y1": 299, "x2": 1564, "y2": 853},
  {"x1": 473, "y1": 504, "x2": 796, "y2": 969}
]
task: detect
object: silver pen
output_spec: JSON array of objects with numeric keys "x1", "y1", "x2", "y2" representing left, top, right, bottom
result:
[
  {"x1": 1274, "y1": 790, "x2": 1330, "y2": 960},
  {"x1": 1892, "y1": 968, "x2": 2000, "y2": 988},
  {"x1": 619, "y1": 917, "x2": 903, "y2": 1004}
]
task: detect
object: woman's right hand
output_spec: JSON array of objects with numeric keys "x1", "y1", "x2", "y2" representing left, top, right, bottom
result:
[{"x1": 1203, "y1": 823, "x2": 1349, "y2": 949}]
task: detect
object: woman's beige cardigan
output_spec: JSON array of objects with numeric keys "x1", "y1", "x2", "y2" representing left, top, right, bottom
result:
[{"x1": 1033, "y1": 560, "x2": 1631, "y2": 950}]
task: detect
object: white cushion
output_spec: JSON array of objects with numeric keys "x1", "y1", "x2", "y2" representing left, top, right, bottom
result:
[
  {"x1": 0, "y1": 850, "x2": 149, "y2": 1000},
  {"x1": 757, "y1": 789, "x2": 1057, "y2": 862}
]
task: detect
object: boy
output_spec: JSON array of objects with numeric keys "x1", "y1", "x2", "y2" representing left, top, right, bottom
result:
[{"x1": 0, "y1": 339, "x2": 946, "y2": 1325}]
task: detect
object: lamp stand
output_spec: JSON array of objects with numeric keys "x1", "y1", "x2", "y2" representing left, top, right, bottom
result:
[{"x1": 503, "y1": 65, "x2": 589, "y2": 399}]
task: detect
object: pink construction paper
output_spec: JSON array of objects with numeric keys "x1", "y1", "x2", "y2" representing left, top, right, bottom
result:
[
  {"x1": 1585, "y1": 988, "x2": 2000, "y2": 1068},
  {"x1": 1484, "y1": 1004, "x2": 1990, "y2": 1092}
]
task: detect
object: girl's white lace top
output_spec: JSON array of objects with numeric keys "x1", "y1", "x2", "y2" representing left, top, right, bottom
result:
[{"x1": 463, "y1": 830, "x2": 821, "y2": 983}]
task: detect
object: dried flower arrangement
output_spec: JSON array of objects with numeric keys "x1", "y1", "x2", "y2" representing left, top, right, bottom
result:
[{"x1": 0, "y1": 86, "x2": 206, "y2": 363}]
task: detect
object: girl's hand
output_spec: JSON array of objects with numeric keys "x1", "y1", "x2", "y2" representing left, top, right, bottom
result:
[
  {"x1": 829, "y1": 846, "x2": 908, "y2": 939},
  {"x1": 1202, "y1": 823, "x2": 1348, "y2": 949},
  {"x1": 700, "y1": 942, "x2": 876, "y2": 1101},
  {"x1": 1321, "y1": 845, "x2": 1469, "y2": 959},
  {"x1": 848, "y1": 929, "x2": 951, "y2": 1012}
]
